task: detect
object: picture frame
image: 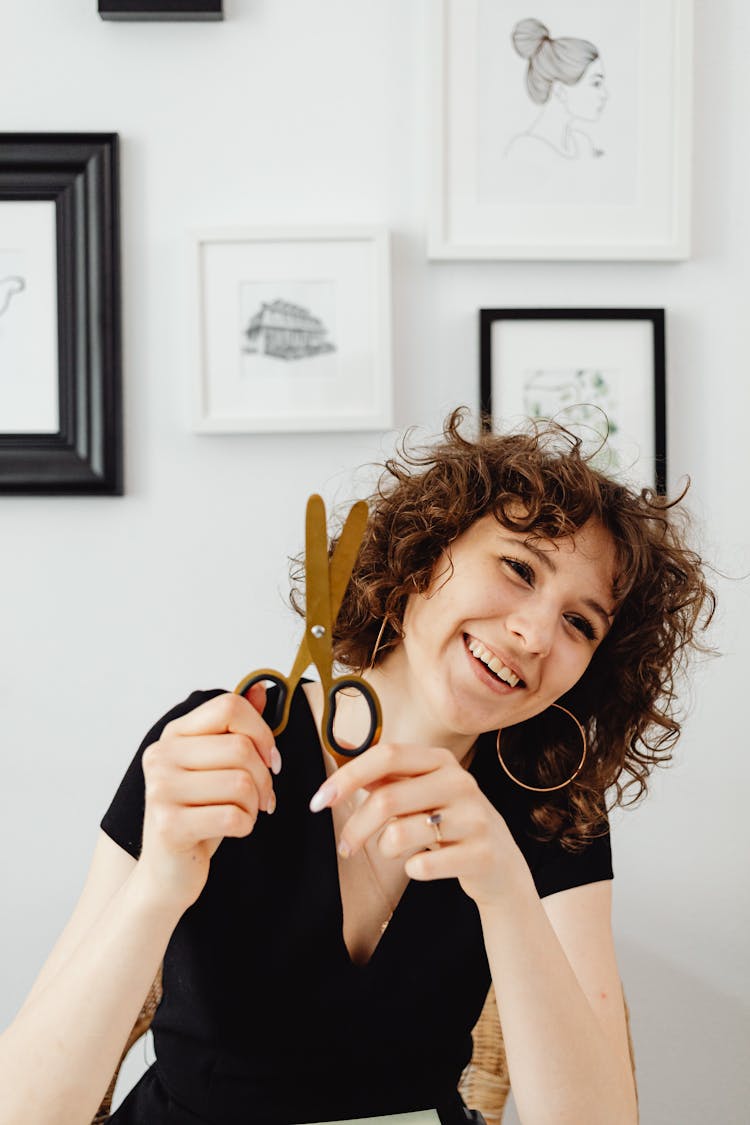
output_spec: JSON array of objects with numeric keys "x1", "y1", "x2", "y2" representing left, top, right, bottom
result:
[
  {"x1": 98, "y1": 1, "x2": 223, "y2": 20},
  {"x1": 429, "y1": 0, "x2": 693, "y2": 260},
  {"x1": 479, "y1": 308, "x2": 667, "y2": 493},
  {"x1": 0, "y1": 133, "x2": 122, "y2": 495},
  {"x1": 193, "y1": 227, "x2": 393, "y2": 434}
]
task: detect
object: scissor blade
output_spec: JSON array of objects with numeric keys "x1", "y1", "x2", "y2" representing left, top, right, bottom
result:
[
  {"x1": 328, "y1": 500, "x2": 368, "y2": 620},
  {"x1": 305, "y1": 494, "x2": 334, "y2": 651}
]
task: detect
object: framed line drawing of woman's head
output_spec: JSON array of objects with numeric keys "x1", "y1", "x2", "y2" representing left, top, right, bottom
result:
[
  {"x1": 503, "y1": 18, "x2": 610, "y2": 164},
  {"x1": 429, "y1": 0, "x2": 692, "y2": 260}
]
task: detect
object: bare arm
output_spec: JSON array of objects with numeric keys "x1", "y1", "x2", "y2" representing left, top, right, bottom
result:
[
  {"x1": 16, "y1": 832, "x2": 138, "y2": 1019},
  {"x1": 478, "y1": 873, "x2": 638, "y2": 1125},
  {"x1": 0, "y1": 689, "x2": 277, "y2": 1125},
  {"x1": 0, "y1": 864, "x2": 182, "y2": 1125}
]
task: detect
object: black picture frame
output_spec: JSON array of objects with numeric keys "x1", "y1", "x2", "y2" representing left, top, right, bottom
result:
[
  {"x1": 98, "y1": 1, "x2": 223, "y2": 19},
  {"x1": 0, "y1": 133, "x2": 122, "y2": 495},
  {"x1": 479, "y1": 308, "x2": 667, "y2": 494}
]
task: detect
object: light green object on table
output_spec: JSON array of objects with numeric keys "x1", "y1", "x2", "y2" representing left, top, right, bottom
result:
[{"x1": 303, "y1": 1112, "x2": 441, "y2": 1125}]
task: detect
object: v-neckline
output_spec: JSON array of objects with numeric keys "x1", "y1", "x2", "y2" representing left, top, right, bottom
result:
[
  {"x1": 296, "y1": 684, "x2": 410, "y2": 970},
  {"x1": 295, "y1": 680, "x2": 482, "y2": 971}
]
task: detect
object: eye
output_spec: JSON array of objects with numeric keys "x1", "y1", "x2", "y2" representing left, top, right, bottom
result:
[
  {"x1": 503, "y1": 556, "x2": 534, "y2": 585},
  {"x1": 565, "y1": 614, "x2": 597, "y2": 641}
]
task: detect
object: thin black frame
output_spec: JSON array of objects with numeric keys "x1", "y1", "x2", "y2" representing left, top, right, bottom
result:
[
  {"x1": 0, "y1": 133, "x2": 122, "y2": 495},
  {"x1": 98, "y1": 1, "x2": 223, "y2": 19},
  {"x1": 479, "y1": 308, "x2": 667, "y2": 494}
]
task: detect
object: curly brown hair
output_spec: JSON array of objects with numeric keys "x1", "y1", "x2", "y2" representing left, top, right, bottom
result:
[{"x1": 291, "y1": 408, "x2": 716, "y2": 851}]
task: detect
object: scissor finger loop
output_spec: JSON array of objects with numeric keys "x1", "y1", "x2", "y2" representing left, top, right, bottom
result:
[
  {"x1": 233, "y1": 669, "x2": 292, "y2": 735},
  {"x1": 322, "y1": 676, "x2": 383, "y2": 760}
]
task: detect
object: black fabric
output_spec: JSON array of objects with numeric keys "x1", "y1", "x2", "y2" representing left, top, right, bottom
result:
[{"x1": 101, "y1": 685, "x2": 612, "y2": 1125}]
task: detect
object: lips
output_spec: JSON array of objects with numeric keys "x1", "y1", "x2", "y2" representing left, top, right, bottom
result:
[{"x1": 463, "y1": 634, "x2": 527, "y2": 690}]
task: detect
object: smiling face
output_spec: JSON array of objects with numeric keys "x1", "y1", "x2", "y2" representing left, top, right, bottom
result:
[{"x1": 390, "y1": 513, "x2": 617, "y2": 743}]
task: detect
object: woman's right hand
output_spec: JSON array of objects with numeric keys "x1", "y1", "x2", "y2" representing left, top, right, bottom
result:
[{"x1": 137, "y1": 686, "x2": 279, "y2": 912}]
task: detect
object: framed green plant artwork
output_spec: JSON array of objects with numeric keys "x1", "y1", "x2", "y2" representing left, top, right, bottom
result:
[{"x1": 479, "y1": 308, "x2": 666, "y2": 494}]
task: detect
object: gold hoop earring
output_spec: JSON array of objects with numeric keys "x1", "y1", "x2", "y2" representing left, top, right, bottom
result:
[
  {"x1": 496, "y1": 703, "x2": 587, "y2": 793},
  {"x1": 367, "y1": 618, "x2": 390, "y2": 672}
]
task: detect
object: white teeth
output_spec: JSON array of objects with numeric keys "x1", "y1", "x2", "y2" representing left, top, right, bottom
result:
[{"x1": 467, "y1": 639, "x2": 520, "y2": 687}]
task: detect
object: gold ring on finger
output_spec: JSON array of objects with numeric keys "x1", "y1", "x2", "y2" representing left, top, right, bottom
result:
[{"x1": 426, "y1": 809, "x2": 443, "y2": 847}]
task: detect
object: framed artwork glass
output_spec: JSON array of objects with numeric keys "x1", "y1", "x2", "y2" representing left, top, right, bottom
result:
[
  {"x1": 430, "y1": 0, "x2": 693, "y2": 260},
  {"x1": 480, "y1": 308, "x2": 667, "y2": 493},
  {"x1": 193, "y1": 227, "x2": 393, "y2": 433},
  {"x1": 0, "y1": 134, "x2": 122, "y2": 494}
]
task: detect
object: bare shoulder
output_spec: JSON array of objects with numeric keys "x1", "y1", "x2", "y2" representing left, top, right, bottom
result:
[{"x1": 17, "y1": 830, "x2": 137, "y2": 1017}]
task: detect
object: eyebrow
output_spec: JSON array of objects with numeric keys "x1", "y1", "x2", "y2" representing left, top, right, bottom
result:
[{"x1": 508, "y1": 537, "x2": 616, "y2": 626}]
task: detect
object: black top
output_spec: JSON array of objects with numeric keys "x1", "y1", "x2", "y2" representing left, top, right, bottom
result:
[{"x1": 101, "y1": 685, "x2": 613, "y2": 1125}]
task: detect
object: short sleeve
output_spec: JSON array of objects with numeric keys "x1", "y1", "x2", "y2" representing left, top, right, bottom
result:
[
  {"x1": 472, "y1": 731, "x2": 614, "y2": 901},
  {"x1": 100, "y1": 688, "x2": 225, "y2": 859},
  {"x1": 530, "y1": 823, "x2": 613, "y2": 899}
]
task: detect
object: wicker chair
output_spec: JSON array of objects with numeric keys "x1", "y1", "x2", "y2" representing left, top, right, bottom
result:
[{"x1": 93, "y1": 969, "x2": 636, "y2": 1124}]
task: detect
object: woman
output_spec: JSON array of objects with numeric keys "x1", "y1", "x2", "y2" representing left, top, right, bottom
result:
[
  {"x1": 0, "y1": 411, "x2": 713, "y2": 1124},
  {"x1": 505, "y1": 19, "x2": 609, "y2": 161}
]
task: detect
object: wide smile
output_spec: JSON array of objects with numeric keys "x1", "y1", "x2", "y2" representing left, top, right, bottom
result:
[{"x1": 463, "y1": 634, "x2": 526, "y2": 694}]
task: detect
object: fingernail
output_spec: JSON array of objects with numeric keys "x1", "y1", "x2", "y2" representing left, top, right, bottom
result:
[
  {"x1": 266, "y1": 791, "x2": 276, "y2": 815},
  {"x1": 338, "y1": 838, "x2": 351, "y2": 858},
  {"x1": 271, "y1": 747, "x2": 282, "y2": 776},
  {"x1": 309, "y1": 780, "x2": 337, "y2": 813}
]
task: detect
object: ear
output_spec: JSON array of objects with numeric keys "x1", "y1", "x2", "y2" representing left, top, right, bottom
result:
[{"x1": 552, "y1": 81, "x2": 568, "y2": 104}]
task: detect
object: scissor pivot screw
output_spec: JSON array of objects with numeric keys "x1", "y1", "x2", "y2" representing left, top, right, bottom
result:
[{"x1": 311, "y1": 625, "x2": 326, "y2": 638}]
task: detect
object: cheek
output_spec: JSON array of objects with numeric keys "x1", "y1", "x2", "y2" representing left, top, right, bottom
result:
[
  {"x1": 400, "y1": 593, "x2": 434, "y2": 654},
  {"x1": 556, "y1": 645, "x2": 595, "y2": 693}
]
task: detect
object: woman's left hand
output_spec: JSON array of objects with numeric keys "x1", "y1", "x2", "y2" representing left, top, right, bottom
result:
[{"x1": 308, "y1": 742, "x2": 529, "y2": 909}]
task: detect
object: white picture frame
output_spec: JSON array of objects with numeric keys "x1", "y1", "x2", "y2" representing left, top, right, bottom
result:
[
  {"x1": 193, "y1": 226, "x2": 392, "y2": 433},
  {"x1": 429, "y1": 0, "x2": 693, "y2": 260}
]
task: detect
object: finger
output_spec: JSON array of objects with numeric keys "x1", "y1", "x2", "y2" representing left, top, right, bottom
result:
[
  {"x1": 161, "y1": 803, "x2": 259, "y2": 851},
  {"x1": 374, "y1": 809, "x2": 458, "y2": 860},
  {"x1": 166, "y1": 733, "x2": 275, "y2": 814},
  {"x1": 168, "y1": 732, "x2": 258, "y2": 767},
  {"x1": 336, "y1": 773, "x2": 460, "y2": 857},
  {"x1": 243, "y1": 681, "x2": 267, "y2": 715},
  {"x1": 164, "y1": 766, "x2": 265, "y2": 819},
  {"x1": 162, "y1": 692, "x2": 277, "y2": 772},
  {"x1": 309, "y1": 742, "x2": 450, "y2": 812},
  {"x1": 403, "y1": 840, "x2": 475, "y2": 882}
]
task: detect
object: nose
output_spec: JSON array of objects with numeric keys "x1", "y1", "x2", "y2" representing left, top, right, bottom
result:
[{"x1": 505, "y1": 604, "x2": 555, "y2": 657}]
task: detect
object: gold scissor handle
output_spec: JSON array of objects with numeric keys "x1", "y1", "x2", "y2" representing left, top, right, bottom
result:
[
  {"x1": 233, "y1": 668, "x2": 293, "y2": 736},
  {"x1": 320, "y1": 673, "x2": 383, "y2": 764}
]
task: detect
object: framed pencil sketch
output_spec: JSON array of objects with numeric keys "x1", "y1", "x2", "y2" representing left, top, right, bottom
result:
[
  {"x1": 193, "y1": 227, "x2": 393, "y2": 433},
  {"x1": 0, "y1": 134, "x2": 122, "y2": 494},
  {"x1": 480, "y1": 308, "x2": 667, "y2": 493},
  {"x1": 429, "y1": 0, "x2": 693, "y2": 260}
]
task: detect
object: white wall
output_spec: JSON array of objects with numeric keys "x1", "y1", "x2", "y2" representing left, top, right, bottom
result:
[{"x1": 1, "y1": 2, "x2": 748, "y2": 1122}]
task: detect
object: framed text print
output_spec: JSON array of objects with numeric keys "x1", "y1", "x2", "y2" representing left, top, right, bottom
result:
[
  {"x1": 480, "y1": 308, "x2": 667, "y2": 493},
  {"x1": 0, "y1": 134, "x2": 122, "y2": 494},
  {"x1": 430, "y1": 1, "x2": 693, "y2": 260},
  {"x1": 193, "y1": 227, "x2": 392, "y2": 433}
]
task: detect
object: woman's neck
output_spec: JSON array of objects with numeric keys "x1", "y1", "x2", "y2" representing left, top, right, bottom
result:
[
  {"x1": 302, "y1": 663, "x2": 478, "y2": 770},
  {"x1": 528, "y1": 100, "x2": 578, "y2": 156},
  {"x1": 345, "y1": 647, "x2": 478, "y2": 766}
]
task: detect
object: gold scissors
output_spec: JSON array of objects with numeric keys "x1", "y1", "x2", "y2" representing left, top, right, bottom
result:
[{"x1": 234, "y1": 494, "x2": 382, "y2": 767}]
